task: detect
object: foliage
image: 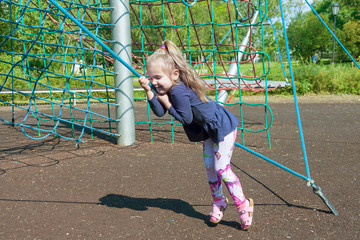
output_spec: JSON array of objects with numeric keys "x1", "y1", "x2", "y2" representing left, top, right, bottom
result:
[
  {"x1": 270, "y1": 62, "x2": 360, "y2": 95},
  {"x1": 287, "y1": 12, "x2": 333, "y2": 59},
  {"x1": 286, "y1": 0, "x2": 360, "y2": 62},
  {"x1": 340, "y1": 20, "x2": 360, "y2": 61}
]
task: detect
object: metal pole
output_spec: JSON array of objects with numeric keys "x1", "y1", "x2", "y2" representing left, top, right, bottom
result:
[
  {"x1": 111, "y1": 0, "x2": 135, "y2": 145},
  {"x1": 332, "y1": 15, "x2": 336, "y2": 64},
  {"x1": 217, "y1": 11, "x2": 259, "y2": 104},
  {"x1": 228, "y1": 11, "x2": 259, "y2": 76}
]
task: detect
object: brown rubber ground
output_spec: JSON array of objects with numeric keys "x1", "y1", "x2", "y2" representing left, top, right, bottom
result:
[{"x1": 0, "y1": 95, "x2": 359, "y2": 239}]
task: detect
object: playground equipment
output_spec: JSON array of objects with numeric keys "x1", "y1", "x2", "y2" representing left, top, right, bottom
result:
[
  {"x1": 1, "y1": 0, "x2": 352, "y2": 215},
  {"x1": 1, "y1": 0, "x2": 287, "y2": 146}
]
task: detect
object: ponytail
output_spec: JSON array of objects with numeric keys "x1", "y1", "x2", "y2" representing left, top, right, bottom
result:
[{"x1": 147, "y1": 40, "x2": 208, "y2": 102}]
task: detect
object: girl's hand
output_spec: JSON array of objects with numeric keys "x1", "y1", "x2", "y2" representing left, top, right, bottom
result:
[
  {"x1": 156, "y1": 93, "x2": 172, "y2": 110},
  {"x1": 139, "y1": 76, "x2": 154, "y2": 100},
  {"x1": 138, "y1": 76, "x2": 151, "y2": 92}
]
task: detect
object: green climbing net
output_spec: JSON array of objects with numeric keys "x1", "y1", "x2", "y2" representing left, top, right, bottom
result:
[
  {"x1": 131, "y1": 0, "x2": 287, "y2": 144},
  {"x1": 0, "y1": 0, "x2": 287, "y2": 144}
]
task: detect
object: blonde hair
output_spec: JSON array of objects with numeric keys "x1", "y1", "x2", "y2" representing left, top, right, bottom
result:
[{"x1": 146, "y1": 40, "x2": 208, "y2": 102}]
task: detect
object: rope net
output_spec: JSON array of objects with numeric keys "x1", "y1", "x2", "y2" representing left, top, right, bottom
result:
[
  {"x1": 0, "y1": 0, "x2": 119, "y2": 143},
  {"x1": 131, "y1": 0, "x2": 278, "y2": 92},
  {"x1": 0, "y1": 0, "x2": 286, "y2": 144}
]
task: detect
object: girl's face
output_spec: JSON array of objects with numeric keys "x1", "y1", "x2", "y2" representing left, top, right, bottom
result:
[{"x1": 147, "y1": 65, "x2": 179, "y2": 95}]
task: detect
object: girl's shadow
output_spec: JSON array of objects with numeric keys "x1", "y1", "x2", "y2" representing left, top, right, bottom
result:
[{"x1": 99, "y1": 194, "x2": 240, "y2": 229}]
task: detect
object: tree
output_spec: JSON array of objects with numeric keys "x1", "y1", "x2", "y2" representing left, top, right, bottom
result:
[
  {"x1": 285, "y1": 0, "x2": 360, "y2": 62},
  {"x1": 287, "y1": 12, "x2": 333, "y2": 60},
  {"x1": 341, "y1": 20, "x2": 360, "y2": 60},
  {"x1": 0, "y1": 1, "x2": 20, "y2": 53},
  {"x1": 313, "y1": 0, "x2": 360, "y2": 60}
]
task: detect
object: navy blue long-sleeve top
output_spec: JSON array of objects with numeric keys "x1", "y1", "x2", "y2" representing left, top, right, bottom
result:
[{"x1": 148, "y1": 82, "x2": 239, "y2": 143}]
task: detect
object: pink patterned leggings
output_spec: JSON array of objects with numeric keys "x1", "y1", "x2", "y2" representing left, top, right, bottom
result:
[{"x1": 203, "y1": 129, "x2": 246, "y2": 206}]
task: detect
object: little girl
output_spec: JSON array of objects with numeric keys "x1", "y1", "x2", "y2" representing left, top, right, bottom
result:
[{"x1": 138, "y1": 40, "x2": 254, "y2": 230}]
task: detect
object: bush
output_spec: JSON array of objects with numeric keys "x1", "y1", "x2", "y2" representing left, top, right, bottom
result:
[{"x1": 269, "y1": 62, "x2": 360, "y2": 95}]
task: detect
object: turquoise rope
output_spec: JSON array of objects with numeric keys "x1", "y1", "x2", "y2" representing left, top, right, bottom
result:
[{"x1": 278, "y1": 0, "x2": 311, "y2": 181}]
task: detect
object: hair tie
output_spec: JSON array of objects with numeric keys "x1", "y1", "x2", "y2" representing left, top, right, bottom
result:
[{"x1": 161, "y1": 45, "x2": 166, "y2": 50}]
